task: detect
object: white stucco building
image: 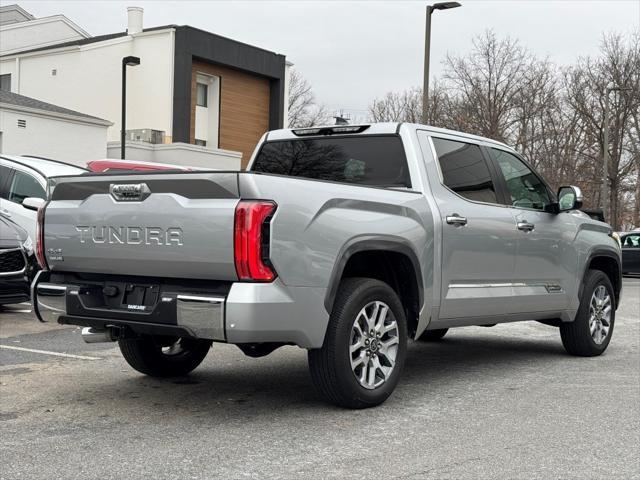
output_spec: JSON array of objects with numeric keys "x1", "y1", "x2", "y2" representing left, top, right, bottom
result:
[
  {"x1": 0, "y1": 90, "x2": 111, "y2": 165},
  {"x1": 0, "y1": 4, "x2": 90, "y2": 57},
  {"x1": 0, "y1": 4, "x2": 289, "y2": 169}
]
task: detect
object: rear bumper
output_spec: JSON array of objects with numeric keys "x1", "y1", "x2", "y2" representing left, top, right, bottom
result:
[{"x1": 32, "y1": 271, "x2": 329, "y2": 348}]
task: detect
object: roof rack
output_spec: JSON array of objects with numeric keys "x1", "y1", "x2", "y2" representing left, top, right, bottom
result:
[{"x1": 21, "y1": 155, "x2": 88, "y2": 171}]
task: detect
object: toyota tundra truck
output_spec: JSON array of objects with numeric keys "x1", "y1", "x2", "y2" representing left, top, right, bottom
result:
[{"x1": 30, "y1": 123, "x2": 622, "y2": 408}]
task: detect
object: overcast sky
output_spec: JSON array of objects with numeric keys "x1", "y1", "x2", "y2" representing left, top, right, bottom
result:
[{"x1": 17, "y1": 0, "x2": 640, "y2": 119}]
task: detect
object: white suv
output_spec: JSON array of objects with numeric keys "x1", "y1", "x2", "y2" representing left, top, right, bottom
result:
[{"x1": 0, "y1": 155, "x2": 86, "y2": 241}]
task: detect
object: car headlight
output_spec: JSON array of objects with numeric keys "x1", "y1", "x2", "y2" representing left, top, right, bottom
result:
[
  {"x1": 610, "y1": 232, "x2": 622, "y2": 249},
  {"x1": 21, "y1": 236, "x2": 34, "y2": 256}
]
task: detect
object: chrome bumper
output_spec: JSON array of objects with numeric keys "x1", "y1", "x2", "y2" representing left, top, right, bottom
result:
[{"x1": 31, "y1": 271, "x2": 225, "y2": 341}]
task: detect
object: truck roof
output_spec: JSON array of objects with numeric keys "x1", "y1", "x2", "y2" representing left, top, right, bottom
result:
[{"x1": 266, "y1": 123, "x2": 512, "y2": 150}]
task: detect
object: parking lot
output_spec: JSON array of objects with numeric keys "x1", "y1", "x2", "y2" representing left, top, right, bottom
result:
[{"x1": 1, "y1": 277, "x2": 638, "y2": 480}]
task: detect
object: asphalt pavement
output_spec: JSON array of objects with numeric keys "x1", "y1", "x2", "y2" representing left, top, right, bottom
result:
[{"x1": 1, "y1": 277, "x2": 639, "y2": 479}]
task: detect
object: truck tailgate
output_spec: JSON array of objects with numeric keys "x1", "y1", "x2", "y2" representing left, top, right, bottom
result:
[{"x1": 44, "y1": 172, "x2": 239, "y2": 280}]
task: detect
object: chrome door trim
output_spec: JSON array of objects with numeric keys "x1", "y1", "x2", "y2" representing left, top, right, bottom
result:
[
  {"x1": 446, "y1": 215, "x2": 467, "y2": 226},
  {"x1": 517, "y1": 222, "x2": 535, "y2": 232},
  {"x1": 446, "y1": 282, "x2": 565, "y2": 300}
]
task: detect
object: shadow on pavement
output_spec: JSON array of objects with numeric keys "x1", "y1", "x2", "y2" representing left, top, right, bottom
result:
[{"x1": 61, "y1": 331, "x2": 569, "y2": 414}]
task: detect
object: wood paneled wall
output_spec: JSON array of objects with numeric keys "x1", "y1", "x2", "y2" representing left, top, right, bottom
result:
[{"x1": 190, "y1": 61, "x2": 270, "y2": 168}]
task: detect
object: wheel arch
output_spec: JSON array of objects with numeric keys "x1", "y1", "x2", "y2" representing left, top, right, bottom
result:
[
  {"x1": 324, "y1": 237, "x2": 423, "y2": 337},
  {"x1": 581, "y1": 249, "x2": 622, "y2": 309}
]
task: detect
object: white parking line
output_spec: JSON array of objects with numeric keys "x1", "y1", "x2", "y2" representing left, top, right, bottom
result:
[{"x1": 0, "y1": 345, "x2": 100, "y2": 360}]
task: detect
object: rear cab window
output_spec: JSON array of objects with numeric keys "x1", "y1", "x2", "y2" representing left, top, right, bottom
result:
[{"x1": 251, "y1": 135, "x2": 411, "y2": 188}]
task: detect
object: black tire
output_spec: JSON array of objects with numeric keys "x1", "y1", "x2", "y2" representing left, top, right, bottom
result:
[
  {"x1": 308, "y1": 277, "x2": 407, "y2": 409},
  {"x1": 560, "y1": 270, "x2": 615, "y2": 357},
  {"x1": 418, "y1": 328, "x2": 449, "y2": 341},
  {"x1": 118, "y1": 335, "x2": 212, "y2": 377}
]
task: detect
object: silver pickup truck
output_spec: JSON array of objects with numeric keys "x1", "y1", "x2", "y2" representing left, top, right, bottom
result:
[{"x1": 31, "y1": 123, "x2": 622, "y2": 408}]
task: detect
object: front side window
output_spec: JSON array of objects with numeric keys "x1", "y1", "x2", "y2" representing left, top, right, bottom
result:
[
  {"x1": 252, "y1": 135, "x2": 411, "y2": 187},
  {"x1": 8, "y1": 171, "x2": 45, "y2": 204},
  {"x1": 196, "y1": 83, "x2": 208, "y2": 107},
  {"x1": 490, "y1": 149, "x2": 551, "y2": 211},
  {"x1": 431, "y1": 137, "x2": 498, "y2": 204}
]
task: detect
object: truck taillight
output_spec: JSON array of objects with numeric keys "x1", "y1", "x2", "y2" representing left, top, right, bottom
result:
[
  {"x1": 35, "y1": 205, "x2": 49, "y2": 270},
  {"x1": 234, "y1": 200, "x2": 277, "y2": 282}
]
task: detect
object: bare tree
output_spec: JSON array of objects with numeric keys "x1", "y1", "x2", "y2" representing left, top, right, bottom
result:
[
  {"x1": 366, "y1": 29, "x2": 640, "y2": 229},
  {"x1": 443, "y1": 31, "x2": 535, "y2": 142},
  {"x1": 287, "y1": 68, "x2": 331, "y2": 128},
  {"x1": 368, "y1": 82, "x2": 450, "y2": 125},
  {"x1": 564, "y1": 32, "x2": 640, "y2": 227}
]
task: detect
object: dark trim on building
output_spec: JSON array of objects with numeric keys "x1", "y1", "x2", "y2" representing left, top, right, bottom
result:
[{"x1": 172, "y1": 26, "x2": 286, "y2": 143}]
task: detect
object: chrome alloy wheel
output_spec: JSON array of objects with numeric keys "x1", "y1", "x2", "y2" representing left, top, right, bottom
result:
[
  {"x1": 589, "y1": 285, "x2": 612, "y2": 345},
  {"x1": 349, "y1": 301, "x2": 399, "y2": 389}
]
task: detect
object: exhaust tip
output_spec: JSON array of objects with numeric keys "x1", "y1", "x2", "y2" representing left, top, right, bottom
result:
[{"x1": 81, "y1": 327, "x2": 117, "y2": 343}]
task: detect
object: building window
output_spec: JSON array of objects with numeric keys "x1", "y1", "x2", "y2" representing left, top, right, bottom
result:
[
  {"x1": 196, "y1": 83, "x2": 208, "y2": 107},
  {"x1": 0, "y1": 74, "x2": 11, "y2": 91},
  {"x1": 195, "y1": 139, "x2": 207, "y2": 147}
]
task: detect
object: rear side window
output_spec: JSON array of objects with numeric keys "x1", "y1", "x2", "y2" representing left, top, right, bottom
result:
[
  {"x1": 432, "y1": 138, "x2": 498, "y2": 204},
  {"x1": 252, "y1": 135, "x2": 411, "y2": 187}
]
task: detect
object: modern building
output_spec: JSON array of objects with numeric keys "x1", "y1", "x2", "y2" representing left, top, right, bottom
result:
[
  {"x1": 0, "y1": 4, "x2": 90, "y2": 57},
  {"x1": 0, "y1": 5, "x2": 289, "y2": 169},
  {"x1": 0, "y1": 90, "x2": 111, "y2": 165}
]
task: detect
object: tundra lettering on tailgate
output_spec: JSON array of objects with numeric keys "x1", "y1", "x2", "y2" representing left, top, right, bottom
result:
[{"x1": 75, "y1": 226, "x2": 183, "y2": 246}]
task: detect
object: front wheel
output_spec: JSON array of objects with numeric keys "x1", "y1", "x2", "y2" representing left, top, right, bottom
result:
[
  {"x1": 308, "y1": 278, "x2": 407, "y2": 409},
  {"x1": 560, "y1": 270, "x2": 615, "y2": 356},
  {"x1": 118, "y1": 335, "x2": 212, "y2": 377}
]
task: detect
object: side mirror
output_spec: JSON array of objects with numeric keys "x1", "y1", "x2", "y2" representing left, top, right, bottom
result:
[
  {"x1": 557, "y1": 185, "x2": 583, "y2": 212},
  {"x1": 22, "y1": 197, "x2": 45, "y2": 212}
]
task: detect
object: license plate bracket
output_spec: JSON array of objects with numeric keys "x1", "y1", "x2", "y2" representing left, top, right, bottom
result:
[{"x1": 122, "y1": 283, "x2": 159, "y2": 311}]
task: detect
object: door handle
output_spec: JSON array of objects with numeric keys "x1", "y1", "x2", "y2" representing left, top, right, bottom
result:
[
  {"x1": 446, "y1": 214, "x2": 467, "y2": 226},
  {"x1": 517, "y1": 221, "x2": 535, "y2": 232},
  {"x1": 0, "y1": 208, "x2": 11, "y2": 218}
]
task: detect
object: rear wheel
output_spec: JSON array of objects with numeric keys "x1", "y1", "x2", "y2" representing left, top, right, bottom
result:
[
  {"x1": 560, "y1": 270, "x2": 615, "y2": 356},
  {"x1": 308, "y1": 278, "x2": 407, "y2": 409},
  {"x1": 118, "y1": 335, "x2": 212, "y2": 377},
  {"x1": 418, "y1": 328, "x2": 449, "y2": 341}
]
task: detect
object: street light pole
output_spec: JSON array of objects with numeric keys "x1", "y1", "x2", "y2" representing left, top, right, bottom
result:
[
  {"x1": 422, "y1": 2, "x2": 461, "y2": 124},
  {"x1": 121, "y1": 56, "x2": 141, "y2": 159},
  {"x1": 422, "y1": 5, "x2": 434, "y2": 125}
]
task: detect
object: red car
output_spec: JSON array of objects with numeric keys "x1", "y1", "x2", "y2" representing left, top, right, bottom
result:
[{"x1": 86, "y1": 159, "x2": 198, "y2": 173}]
